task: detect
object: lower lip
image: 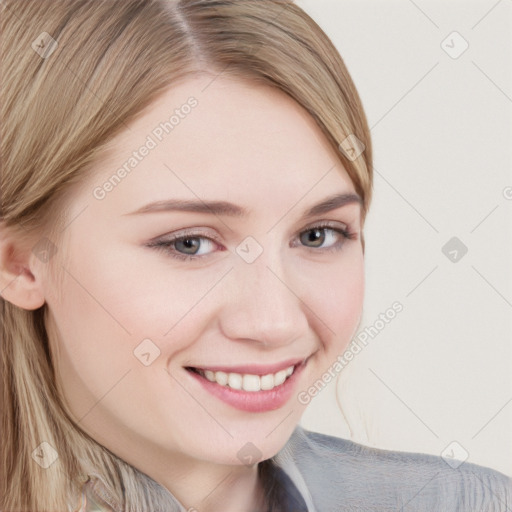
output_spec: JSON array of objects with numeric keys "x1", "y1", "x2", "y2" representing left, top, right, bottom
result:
[{"x1": 184, "y1": 362, "x2": 306, "y2": 413}]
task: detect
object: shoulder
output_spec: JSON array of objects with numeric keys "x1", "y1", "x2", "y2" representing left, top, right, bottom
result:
[{"x1": 284, "y1": 426, "x2": 512, "y2": 511}]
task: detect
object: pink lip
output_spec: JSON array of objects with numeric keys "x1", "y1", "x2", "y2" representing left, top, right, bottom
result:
[
  {"x1": 188, "y1": 357, "x2": 307, "y2": 376},
  {"x1": 184, "y1": 359, "x2": 307, "y2": 412}
]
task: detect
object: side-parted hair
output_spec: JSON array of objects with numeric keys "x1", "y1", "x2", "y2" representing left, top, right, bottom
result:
[{"x1": 0, "y1": 1, "x2": 373, "y2": 510}]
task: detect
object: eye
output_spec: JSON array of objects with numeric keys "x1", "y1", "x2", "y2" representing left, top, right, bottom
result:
[
  {"x1": 296, "y1": 222, "x2": 357, "y2": 252},
  {"x1": 173, "y1": 236, "x2": 214, "y2": 256},
  {"x1": 146, "y1": 230, "x2": 221, "y2": 261},
  {"x1": 300, "y1": 227, "x2": 338, "y2": 248}
]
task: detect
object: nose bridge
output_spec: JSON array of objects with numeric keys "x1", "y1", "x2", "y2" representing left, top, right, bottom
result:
[
  {"x1": 244, "y1": 257, "x2": 290, "y2": 308},
  {"x1": 219, "y1": 247, "x2": 307, "y2": 346}
]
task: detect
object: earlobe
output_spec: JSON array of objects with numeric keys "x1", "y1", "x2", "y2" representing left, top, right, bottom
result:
[{"x1": 0, "y1": 226, "x2": 46, "y2": 310}]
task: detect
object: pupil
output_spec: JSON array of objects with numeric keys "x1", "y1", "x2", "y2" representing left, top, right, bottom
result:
[
  {"x1": 302, "y1": 228, "x2": 324, "y2": 247},
  {"x1": 178, "y1": 238, "x2": 199, "y2": 254}
]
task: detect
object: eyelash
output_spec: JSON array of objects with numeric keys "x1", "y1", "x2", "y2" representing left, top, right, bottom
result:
[{"x1": 146, "y1": 222, "x2": 358, "y2": 262}]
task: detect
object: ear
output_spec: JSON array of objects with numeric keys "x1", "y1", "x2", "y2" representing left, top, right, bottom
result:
[{"x1": 0, "y1": 222, "x2": 47, "y2": 310}]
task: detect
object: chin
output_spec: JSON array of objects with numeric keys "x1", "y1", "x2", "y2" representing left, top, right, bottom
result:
[{"x1": 218, "y1": 419, "x2": 301, "y2": 466}]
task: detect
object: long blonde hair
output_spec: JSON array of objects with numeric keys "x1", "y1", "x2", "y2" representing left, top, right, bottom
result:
[{"x1": 0, "y1": 1, "x2": 373, "y2": 510}]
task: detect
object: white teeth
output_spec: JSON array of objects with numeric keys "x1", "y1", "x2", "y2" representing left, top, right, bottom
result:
[
  {"x1": 215, "y1": 371, "x2": 228, "y2": 386},
  {"x1": 242, "y1": 374, "x2": 260, "y2": 392},
  {"x1": 198, "y1": 364, "x2": 296, "y2": 392},
  {"x1": 228, "y1": 373, "x2": 242, "y2": 390},
  {"x1": 273, "y1": 370, "x2": 287, "y2": 387},
  {"x1": 260, "y1": 373, "x2": 274, "y2": 390}
]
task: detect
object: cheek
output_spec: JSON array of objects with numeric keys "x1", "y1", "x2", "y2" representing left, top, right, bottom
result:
[
  {"x1": 304, "y1": 252, "x2": 365, "y2": 353},
  {"x1": 45, "y1": 249, "x2": 212, "y2": 438},
  {"x1": 45, "y1": 268, "x2": 135, "y2": 420},
  {"x1": 46, "y1": 247, "x2": 233, "y2": 420},
  {"x1": 54, "y1": 240, "x2": 219, "y2": 341},
  {"x1": 93, "y1": 246, "x2": 231, "y2": 333}
]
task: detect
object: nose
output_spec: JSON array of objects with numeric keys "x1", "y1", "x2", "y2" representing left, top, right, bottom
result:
[{"x1": 217, "y1": 254, "x2": 309, "y2": 348}]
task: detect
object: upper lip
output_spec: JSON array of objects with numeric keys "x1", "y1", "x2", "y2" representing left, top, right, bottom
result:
[{"x1": 186, "y1": 356, "x2": 309, "y2": 376}]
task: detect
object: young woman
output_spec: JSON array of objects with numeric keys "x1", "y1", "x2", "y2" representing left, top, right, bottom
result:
[{"x1": 1, "y1": 1, "x2": 510, "y2": 511}]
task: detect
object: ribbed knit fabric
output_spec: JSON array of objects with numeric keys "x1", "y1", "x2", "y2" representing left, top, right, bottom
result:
[{"x1": 77, "y1": 425, "x2": 512, "y2": 511}]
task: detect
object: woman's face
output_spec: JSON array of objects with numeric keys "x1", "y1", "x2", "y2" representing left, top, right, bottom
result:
[{"x1": 43, "y1": 75, "x2": 364, "y2": 482}]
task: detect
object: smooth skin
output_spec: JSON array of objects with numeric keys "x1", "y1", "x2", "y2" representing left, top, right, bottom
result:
[{"x1": 0, "y1": 74, "x2": 365, "y2": 511}]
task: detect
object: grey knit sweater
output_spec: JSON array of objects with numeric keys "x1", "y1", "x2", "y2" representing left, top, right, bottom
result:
[{"x1": 78, "y1": 425, "x2": 512, "y2": 511}]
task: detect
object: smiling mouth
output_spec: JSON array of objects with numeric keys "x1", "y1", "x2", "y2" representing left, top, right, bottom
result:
[{"x1": 185, "y1": 364, "x2": 298, "y2": 392}]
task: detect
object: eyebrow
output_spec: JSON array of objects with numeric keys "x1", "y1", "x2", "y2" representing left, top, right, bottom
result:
[{"x1": 124, "y1": 192, "x2": 362, "y2": 220}]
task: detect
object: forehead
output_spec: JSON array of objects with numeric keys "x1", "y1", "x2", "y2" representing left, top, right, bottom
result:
[{"x1": 80, "y1": 75, "x2": 356, "y2": 215}]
